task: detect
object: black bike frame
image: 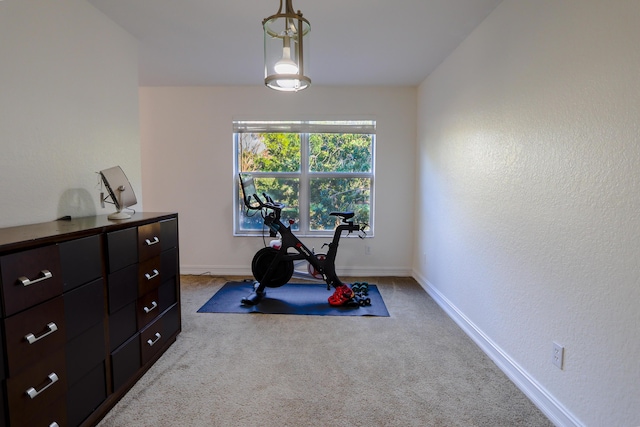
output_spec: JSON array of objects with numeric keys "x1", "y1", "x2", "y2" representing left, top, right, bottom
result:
[{"x1": 260, "y1": 206, "x2": 362, "y2": 289}]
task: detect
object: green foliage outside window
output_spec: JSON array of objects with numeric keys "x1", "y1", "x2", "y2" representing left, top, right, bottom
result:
[
  {"x1": 309, "y1": 134, "x2": 372, "y2": 173},
  {"x1": 309, "y1": 177, "x2": 370, "y2": 230}
]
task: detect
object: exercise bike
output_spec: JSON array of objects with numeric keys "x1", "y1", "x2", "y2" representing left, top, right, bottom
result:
[{"x1": 239, "y1": 173, "x2": 367, "y2": 306}]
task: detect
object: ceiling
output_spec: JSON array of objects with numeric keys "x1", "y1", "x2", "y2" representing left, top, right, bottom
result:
[{"x1": 87, "y1": 0, "x2": 502, "y2": 87}]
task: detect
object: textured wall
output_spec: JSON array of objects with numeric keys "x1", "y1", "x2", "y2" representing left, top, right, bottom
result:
[
  {"x1": 139, "y1": 86, "x2": 417, "y2": 276},
  {"x1": 0, "y1": 0, "x2": 141, "y2": 228},
  {"x1": 415, "y1": 1, "x2": 640, "y2": 426}
]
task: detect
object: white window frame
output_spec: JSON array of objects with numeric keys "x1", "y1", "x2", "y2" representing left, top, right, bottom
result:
[{"x1": 233, "y1": 120, "x2": 376, "y2": 237}]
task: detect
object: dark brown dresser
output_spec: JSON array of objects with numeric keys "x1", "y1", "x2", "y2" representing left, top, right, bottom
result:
[{"x1": 0, "y1": 213, "x2": 181, "y2": 426}]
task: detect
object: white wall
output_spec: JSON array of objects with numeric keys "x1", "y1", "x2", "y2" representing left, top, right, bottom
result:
[
  {"x1": 0, "y1": 0, "x2": 141, "y2": 228},
  {"x1": 139, "y1": 86, "x2": 416, "y2": 277},
  {"x1": 414, "y1": 1, "x2": 640, "y2": 426}
]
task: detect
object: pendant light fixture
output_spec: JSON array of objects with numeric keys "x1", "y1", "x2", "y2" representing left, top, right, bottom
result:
[{"x1": 263, "y1": 0, "x2": 310, "y2": 92}]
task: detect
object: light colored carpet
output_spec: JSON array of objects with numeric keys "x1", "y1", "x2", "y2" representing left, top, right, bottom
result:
[{"x1": 97, "y1": 275, "x2": 553, "y2": 427}]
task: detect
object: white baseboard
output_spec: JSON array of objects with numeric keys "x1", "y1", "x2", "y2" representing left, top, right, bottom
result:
[
  {"x1": 180, "y1": 265, "x2": 248, "y2": 276},
  {"x1": 412, "y1": 271, "x2": 584, "y2": 427},
  {"x1": 180, "y1": 264, "x2": 411, "y2": 278}
]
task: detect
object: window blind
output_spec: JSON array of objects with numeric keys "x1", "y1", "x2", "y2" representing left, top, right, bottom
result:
[{"x1": 233, "y1": 120, "x2": 376, "y2": 134}]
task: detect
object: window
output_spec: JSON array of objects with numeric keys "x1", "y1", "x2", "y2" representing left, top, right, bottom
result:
[{"x1": 234, "y1": 120, "x2": 375, "y2": 237}]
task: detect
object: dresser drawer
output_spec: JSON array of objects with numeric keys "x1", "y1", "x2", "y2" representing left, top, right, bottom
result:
[
  {"x1": 159, "y1": 278, "x2": 178, "y2": 312},
  {"x1": 160, "y1": 218, "x2": 178, "y2": 250},
  {"x1": 64, "y1": 278, "x2": 104, "y2": 341},
  {"x1": 6, "y1": 348, "x2": 67, "y2": 427},
  {"x1": 107, "y1": 227, "x2": 137, "y2": 273},
  {"x1": 0, "y1": 383, "x2": 6, "y2": 427},
  {"x1": 60, "y1": 234, "x2": 102, "y2": 292},
  {"x1": 140, "y1": 315, "x2": 164, "y2": 365},
  {"x1": 137, "y1": 288, "x2": 160, "y2": 329},
  {"x1": 138, "y1": 222, "x2": 162, "y2": 262},
  {"x1": 161, "y1": 247, "x2": 178, "y2": 281},
  {"x1": 16, "y1": 395, "x2": 67, "y2": 427},
  {"x1": 109, "y1": 301, "x2": 137, "y2": 352},
  {"x1": 138, "y1": 256, "x2": 162, "y2": 296},
  {"x1": 0, "y1": 245, "x2": 63, "y2": 317},
  {"x1": 4, "y1": 296, "x2": 66, "y2": 377},
  {"x1": 66, "y1": 321, "x2": 105, "y2": 387},
  {"x1": 111, "y1": 333, "x2": 140, "y2": 391},
  {"x1": 108, "y1": 263, "x2": 138, "y2": 314},
  {"x1": 67, "y1": 362, "x2": 107, "y2": 427},
  {"x1": 0, "y1": 326, "x2": 5, "y2": 382},
  {"x1": 163, "y1": 303, "x2": 181, "y2": 340}
]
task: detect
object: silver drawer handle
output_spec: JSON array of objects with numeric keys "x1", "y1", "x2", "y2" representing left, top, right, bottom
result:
[
  {"x1": 25, "y1": 322, "x2": 58, "y2": 344},
  {"x1": 18, "y1": 270, "x2": 53, "y2": 287},
  {"x1": 144, "y1": 269, "x2": 160, "y2": 280},
  {"x1": 147, "y1": 332, "x2": 161, "y2": 347},
  {"x1": 26, "y1": 372, "x2": 59, "y2": 399},
  {"x1": 145, "y1": 236, "x2": 160, "y2": 246},
  {"x1": 143, "y1": 301, "x2": 158, "y2": 314}
]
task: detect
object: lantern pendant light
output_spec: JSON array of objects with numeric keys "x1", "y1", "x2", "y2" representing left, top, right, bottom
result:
[{"x1": 263, "y1": 0, "x2": 311, "y2": 92}]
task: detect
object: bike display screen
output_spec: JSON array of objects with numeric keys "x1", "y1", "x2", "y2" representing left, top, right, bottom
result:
[{"x1": 239, "y1": 173, "x2": 259, "y2": 209}]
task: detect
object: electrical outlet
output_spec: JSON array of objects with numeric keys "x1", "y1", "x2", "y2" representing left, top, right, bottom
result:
[
  {"x1": 365, "y1": 245, "x2": 371, "y2": 255},
  {"x1": 552, "y1": 342, "x2": 564, "y2": 369}
]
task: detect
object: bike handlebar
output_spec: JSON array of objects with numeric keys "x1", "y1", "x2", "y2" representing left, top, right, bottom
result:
[
  {"x1": 250, "y1": 193, "x2": 284, "y2": 211},
  {"x1": 239, "y1": 174, "x2": 284, "y2": 212}
]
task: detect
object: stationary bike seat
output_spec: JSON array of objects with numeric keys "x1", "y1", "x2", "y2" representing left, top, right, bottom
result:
[{"x1": 329, "y1": 211, "x2": 354, "y2": 220}]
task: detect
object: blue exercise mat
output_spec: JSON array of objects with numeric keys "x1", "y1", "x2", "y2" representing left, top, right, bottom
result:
[{"x1": 197, "y1": 281, "x2": 390, "y2": 317}]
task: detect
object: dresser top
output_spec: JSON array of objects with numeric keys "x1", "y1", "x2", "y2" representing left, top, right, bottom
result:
[{"x1": 0, "y1": 212, "x2": 177, "y2": 253}]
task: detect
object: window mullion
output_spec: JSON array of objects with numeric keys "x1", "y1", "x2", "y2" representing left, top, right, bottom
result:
[{"x1": 299, "y1": 132, "x2": 309, "y2": 233}]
